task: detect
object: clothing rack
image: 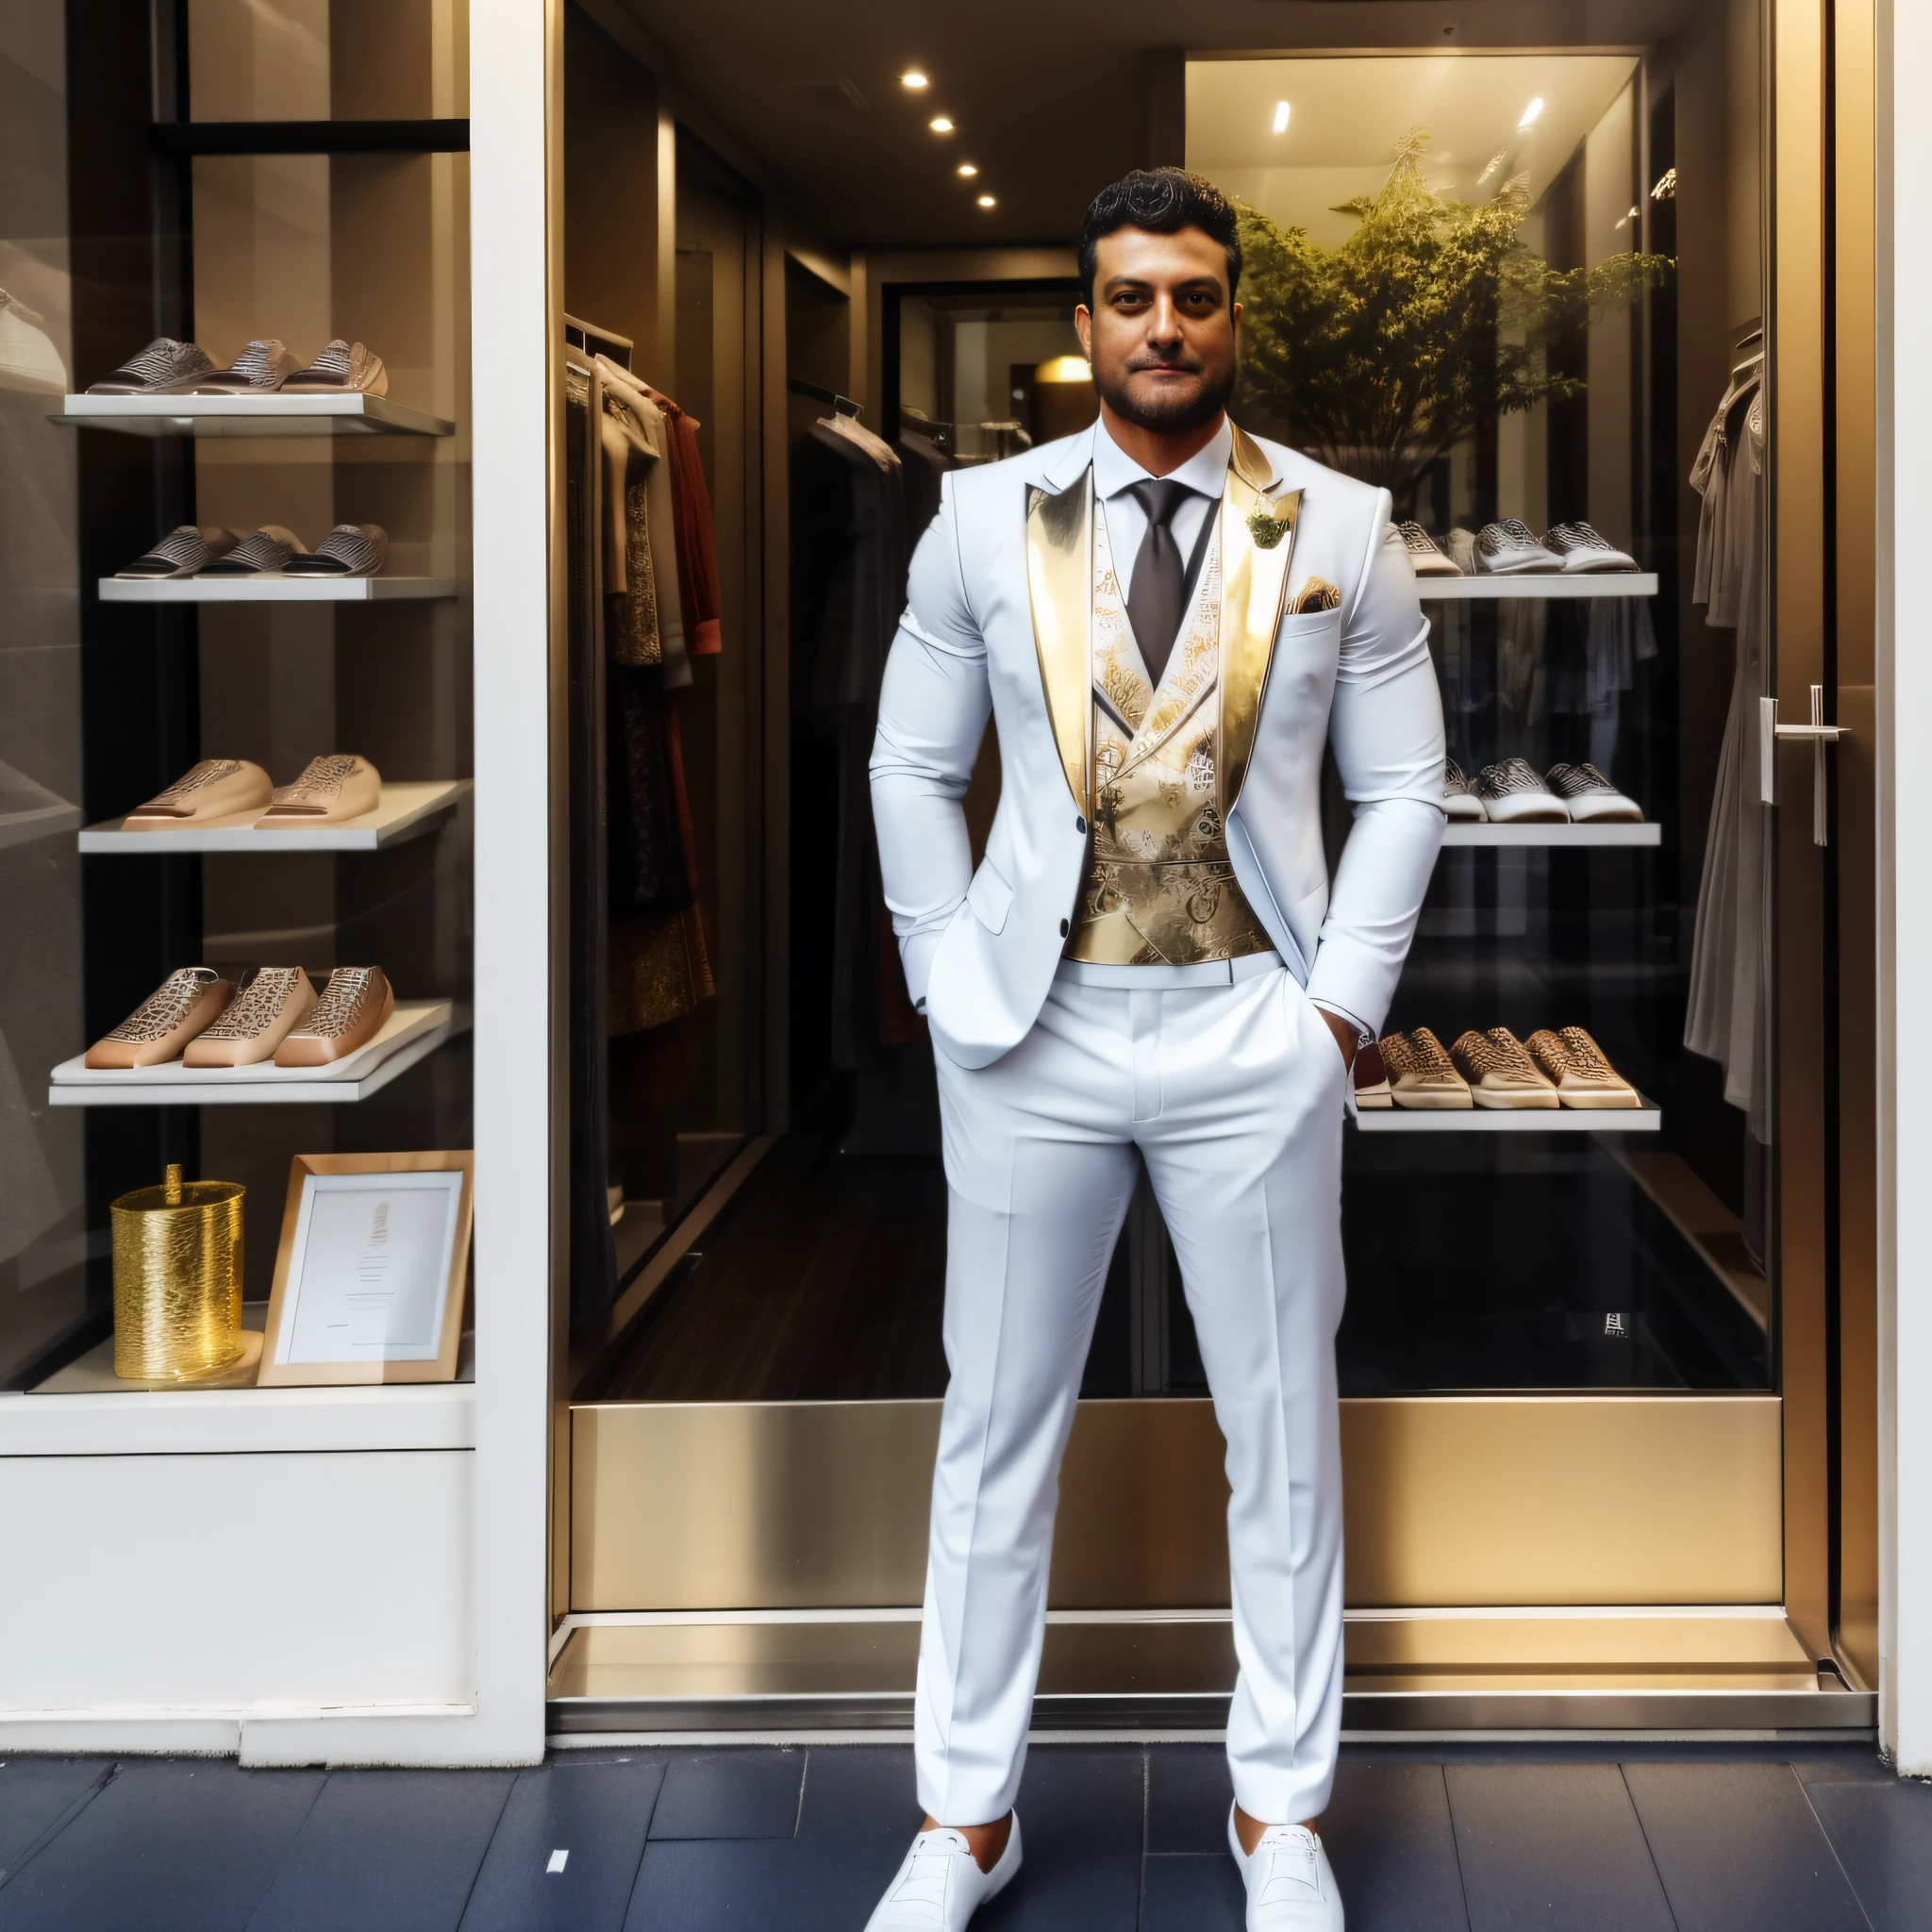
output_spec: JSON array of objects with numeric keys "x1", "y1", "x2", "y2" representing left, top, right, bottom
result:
[
  {"x1": 790, "y1": 375, "x2": 862, "y2": 417},
  {"x1": 565, "y1": 312, "x2": 632, "y2": 370}
]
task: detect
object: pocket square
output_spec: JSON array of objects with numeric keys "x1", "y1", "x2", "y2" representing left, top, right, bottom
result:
[{"x1": 1291, "y1": 575, "x2": 1341, "y2": 613}]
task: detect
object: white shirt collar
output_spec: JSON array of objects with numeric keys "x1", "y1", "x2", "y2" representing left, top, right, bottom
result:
[{"x1": 1091, "y1": 413, "x2": 1232, "y2": 504}]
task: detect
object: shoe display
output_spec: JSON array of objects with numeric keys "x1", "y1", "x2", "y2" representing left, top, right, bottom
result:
[
  {"x1": 863, "y1": 1817, "x2": 1023, "y2": 1932},
  {"x1": 1445, "y1": 526, "x2": 1478, "y2": 575},
  {"x1": 1543, "y1": 520, "x2": 1641, "y2": 573},
  {"x1": 1379, "y1": 1025, "x2": 1474, "y2": 1108},
  {"x1": 1353, "y1": 1039, "x2": 1392, "y2": 1108},
  {"x1": 281, "y1": 524, "x2": 388, "y2": 577},
  {"x1": 84, "y1": 967, "x2": 233, "y2": 1069},
  {"x1": 0, "y1": 290, "x2": 68, "y2": 395},
  {"x1": 254, "y1": 754, "x2": 381, "y2": 827},
  {"x1": 273, "y1": 965, "x2": 394, "y2": 1066},
  {"x1": 115, "y1": 526, "x2": 240, "y2": 579},
  {"x1": 1397, "y1": 521, "x2": 1461, "y2": 576},
  {"x1": 1443, "y1": 758, "x2": 1487, "y2": 821},
  {"x1": 1546, "y1": 761, "x2": 1641, "y2": 822},
  {"x1": 1474, "y1": 758, "x2": 1569, "y2": 823},
  {"x1": 122, "y1": 758, "x2": 274, "y2": 828},
  {"x1": 1450, "y1": 1026, "x2": 1561, "y2": 1108},
  {"x1": 1475, "y1": 518, "x2": 1565, "y2": 574},
  {"x1": 281, "y1": 339, "x2": 389, "y2": 396},
  {"x1": 85, "y1": 337, "x2": 214, "y2": 394},
  {"x1": 182, "y1": 967, "x2": 318, "y2": 1068},
  {"x1": 1228, "y1": 1808, "x2": 1346, "y2": 1930},
  {"x1": 194, "y1": 525, "x2": 307, "y2": 576},
  {"x1": 163, "y1": 338, "x2": 299, "y2": 393},
  {"x1": 1526, "y1": 1025, "x2": 1641, "y2": 1108}
]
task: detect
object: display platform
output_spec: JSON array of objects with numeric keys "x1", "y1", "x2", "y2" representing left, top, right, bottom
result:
[
  {"x1": 1441, "y1": 821, "x2": 1662, "y2": 847},
  {"x1": 1415, "y1": 573, "x2": 1658, "y2": 599},
  {"x1": 1353, "y1": 1099, "x2": 1661, "y2": 1132},
  {"x1": 48, "y1": 1000, "x2": 461, "y2": 1105},
  {"x1": 81, "y1": 780, "x2": 471, "y2": 853},
  {"x1": 55, "y1": 392, "x2": 455, "y2": 437},
  {"x1": 98, "y1": 575, "x2": 458, "y2": 604}
]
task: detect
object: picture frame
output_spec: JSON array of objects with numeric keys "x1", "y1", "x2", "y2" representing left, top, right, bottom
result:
[{"x1": 257, "y1": 1152, "x2": 475, "y2": 1387}]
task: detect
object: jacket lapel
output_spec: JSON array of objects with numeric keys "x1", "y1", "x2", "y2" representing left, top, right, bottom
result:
[
  {"x1": 1025, "y1": 458, "x2": 1093, "y2": 811},
  {"x1": 1220, "y1": 425, "x2": 1300, "y2": 811}
]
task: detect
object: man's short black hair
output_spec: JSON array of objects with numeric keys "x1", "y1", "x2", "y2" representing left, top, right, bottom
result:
[{"x1": 1078, "y1": 168, "x2": 1242, "y2": 314}]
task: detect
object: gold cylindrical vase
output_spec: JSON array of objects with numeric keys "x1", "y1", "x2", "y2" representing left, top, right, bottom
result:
[{"x1": 110, "y1": 1163, "x2": 245, "y2": 1380}]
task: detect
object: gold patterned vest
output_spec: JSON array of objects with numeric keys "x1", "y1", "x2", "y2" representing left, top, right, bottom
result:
[{"x1": 1064, "y1": 475, "x2": 1272, "y2": 967}]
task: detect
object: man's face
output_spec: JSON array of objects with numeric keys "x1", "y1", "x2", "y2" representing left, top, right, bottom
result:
[{"x1": 1075, "y1": 225, "x2": 1240, "y2": 435}]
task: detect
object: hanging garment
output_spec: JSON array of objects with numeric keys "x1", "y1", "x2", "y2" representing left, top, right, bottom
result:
[
  {"x1": 565, "y1": 357, "x2": 620, "y2": 1337},
  {"x1": 597, "y1": 356, "x2": 689, "y2": 686},
  {"x1": 1684, "y1": 378, "x2": 1772, "y2": 1139},
  {"x1": 601, "y1": 385, "x2": 661, "y2": 667},
  {"x1": 641, "y1": 382, "x2": 724, "y2": 658}
]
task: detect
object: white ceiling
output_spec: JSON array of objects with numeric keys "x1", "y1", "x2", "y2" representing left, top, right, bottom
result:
[{"x1": 1189, "y1": 54, "x2": 1640, "y2": 245}]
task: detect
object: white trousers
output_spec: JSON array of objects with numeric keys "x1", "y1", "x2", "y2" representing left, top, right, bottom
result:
[{"x1": 915, "y1": 965, "x2": 1348, "y2": 1827}]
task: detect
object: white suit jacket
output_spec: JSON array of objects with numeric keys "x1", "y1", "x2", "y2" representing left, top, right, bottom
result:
[{"x1": 870, "y1": 420, "x2": 1445, "y2": 1071}]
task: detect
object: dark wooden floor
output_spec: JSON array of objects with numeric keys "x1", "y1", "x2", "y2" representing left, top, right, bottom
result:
[{"x1": 2, "y1": 1740, "x2": 1925, "y2": 1929}]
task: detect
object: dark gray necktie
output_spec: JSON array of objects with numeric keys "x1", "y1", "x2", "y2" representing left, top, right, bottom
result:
[{"x1": 1125, "y1": 478, "x2": 1192, "y2": 684}]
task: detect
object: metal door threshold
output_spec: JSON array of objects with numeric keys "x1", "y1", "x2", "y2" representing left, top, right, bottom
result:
[{"x1": 545, "y1": 1612, "x2": 1874, "y2": 1736}]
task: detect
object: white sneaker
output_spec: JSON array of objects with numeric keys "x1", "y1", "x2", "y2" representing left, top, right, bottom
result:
[
  {"x1": 864, "y1": 1818, "x2": 1022, "y2": 1930},
  {"x1": 1229, "y1": 1807, "x2": 1345, "y2": 1929}
]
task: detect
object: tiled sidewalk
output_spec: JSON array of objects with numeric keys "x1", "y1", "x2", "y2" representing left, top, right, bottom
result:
[{"x1": 1, "y1": 1740, "x2": 1928, "y2": 1929}]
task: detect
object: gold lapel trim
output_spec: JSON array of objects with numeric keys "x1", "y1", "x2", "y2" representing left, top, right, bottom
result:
[
  {"x1": 1026, "y1": 475, "x2": 1092, "y2": 810},
  {"x1": 1219, "y1": 459, "x2": 1301, "y2": 812}
]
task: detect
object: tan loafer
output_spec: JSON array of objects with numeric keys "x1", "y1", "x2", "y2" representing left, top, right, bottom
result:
[
  {"x1": 1525, "y1": 1026, "x2": 1641, "y2": 1108},
  {"x1": 183, "y1": 967, "x2": 317, "y2": 1067},
  {"x1": 1450, "y1": 1026, "x2": 1561, "y2": 1108},
  {"x1": 123, "y1": 758, "x2": 273, "y2": 829},
  {"x1": 273, "y1": 966, "x2": 394, "y2": 1066},
  {"x1": 1380, "y1": 1025, "x2": 1473, "y2": 1108},
  {"x1": 254, "y1": 755, "x2": 381, "y2": 828},
  {"x1": 280, "y1": 339, "x2": 388, "y2": 396},
  {"x1": 85, "y1": 967, "x2": 232, "y2": 1069}
]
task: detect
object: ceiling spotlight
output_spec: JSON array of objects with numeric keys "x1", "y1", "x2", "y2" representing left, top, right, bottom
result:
[
  {"x1": 929, "y1": 115, "x2": 954, "y2": 133},
  {"x1": 958, "y1": 162, "x2": 979, "y2": 177},
  {"x1": 900, "y1": 69, "x2": 928, "y2": 90},
  {"x1": 1518, "y1": 96, "x2": 1544, "y2": 129},
  {"x1": 1272, "y1": 100, "x2": 1291, "y2": 135},
  {"x1": 976, "y1": 193, "x2": 996, "y2": 208}
]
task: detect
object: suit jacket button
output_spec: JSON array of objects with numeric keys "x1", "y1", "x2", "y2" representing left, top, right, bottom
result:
[
  {"x1": 1059, "y1": 918, "x2": 1070, "y2": 937},
  {"x1": 1075, "y1": 815, "x2": 1087, "y2": 834}
]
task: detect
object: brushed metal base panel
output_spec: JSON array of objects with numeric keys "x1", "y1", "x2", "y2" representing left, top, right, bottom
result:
[
  {"x1": 544, "y1": 1612, "x2": 1872, "y2": 1734},
  {"x1": 571, "y1": 1396, "x2": 1785, "y2": 1610}
]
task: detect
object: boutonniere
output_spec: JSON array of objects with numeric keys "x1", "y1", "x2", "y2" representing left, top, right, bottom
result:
[{"x1": 1246, "y1": 498, "x2": 1293, "y2": 550}]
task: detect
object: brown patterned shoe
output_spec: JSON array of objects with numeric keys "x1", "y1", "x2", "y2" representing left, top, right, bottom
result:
[
  {"x1": 1450, "y1": 1026, "x2": 1560, "y2": 1108},
  {"x1": 123, "y1": 758, "x2": 272, "y2": 828},
  {"x1": 1525, "y1": 1025, "x2": 1641, "y2": 1108},
  {"x1": 182, "y1": 967, "x2": 317, "y2": 1067},
  {"x1": 1380, "y1": 1026, "x2": 1474, "y2": 1108},
  {"x1": 273, "y1": 966, "x2": 393, "y2": 1066},
  {"x1": 253, "y1": 754, "x2": 381, "y2": 828},
  {"x1": 85, "y1": 967, "x2": 233, "y2": 1069}
]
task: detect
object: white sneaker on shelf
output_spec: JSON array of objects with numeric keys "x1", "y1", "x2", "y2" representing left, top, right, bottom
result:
[
  {"x1": 1228, "y1": 1807, "x2": 1345, "y2": 1929},
  {"x1": 1442, "y1": 758, "x2": 1488, "y2": 821},
  {"x1": 863, "y1": 1818, "x2": 1022, "y2": 1931}
]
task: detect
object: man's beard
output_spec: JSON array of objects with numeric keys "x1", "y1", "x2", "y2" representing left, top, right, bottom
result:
[{"x1": 1093, "y1": 355, "x2": 1235, "y2": 434}]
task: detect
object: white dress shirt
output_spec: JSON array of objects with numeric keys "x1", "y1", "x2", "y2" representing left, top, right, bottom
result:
[{"x1": 1091, "y1": 414, "x2": 1231, "y2": 598}]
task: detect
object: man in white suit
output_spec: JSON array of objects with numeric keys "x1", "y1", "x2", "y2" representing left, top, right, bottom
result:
[{"x1": 863, "y1": 170, "x2": 1445, "y2": 1932}]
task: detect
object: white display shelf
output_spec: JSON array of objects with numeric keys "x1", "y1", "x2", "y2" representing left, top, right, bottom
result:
[
  {"x1": 1415, "y1": 573, "x2": 1657, "y2": 600},
  {"x1": 0, "y1": 799, "x2": 82, "y2": 851},
  {"x1": 1441, "y1": 821, "x2": 1662, "y2": 847},
  {"x1": 48, "y1": 1000, "x2": 463, "y2": 1106},
  {"x1": 80, "y1": 779, "x2": 471, "y2": 854},
  {"x1": 55, "y1": 392, "x2": 455, "y2": 438},
  {"x1": 1355, "y1": 1099, "x2": 1661, "y2": 1132},
  {"x1": 99, "y1": 575, "x2": 458, "y2": 604}
]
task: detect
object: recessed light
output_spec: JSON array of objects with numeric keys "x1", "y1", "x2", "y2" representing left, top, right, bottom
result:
[
  {"x1": 1518, "y1": 96, "x2": 1544, "y2": 129},
  {"x1": 958, "y1": 162, "x2": 978, "y2": 177},
  {"x1": 900, "y1": 69, "x2": 928, "y2": 90},
  {"x1": 976, "y1": 193, "x2": 995, "y2": 208},
  {"x1": 929, "y1": 116, "x2": 954, "y2": 133},
  {"x1": 1272, "y1": 100, "x2": 1290, "y2": 135}
]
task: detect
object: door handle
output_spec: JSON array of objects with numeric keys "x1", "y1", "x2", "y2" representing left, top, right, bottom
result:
[{"x1": 1758, "y1": 684, "x2": 1846, "y2": 845}]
